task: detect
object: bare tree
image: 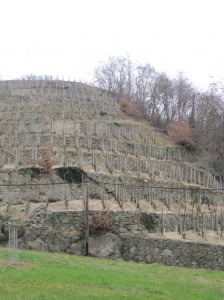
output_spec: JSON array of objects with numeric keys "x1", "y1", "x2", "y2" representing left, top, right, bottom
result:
[
  {"x1": 94, "y1": 55, "x2": 134, "y2": 98},
  {"x1": 134, "y1": 64, "x2": 157, "y2": 120},
  {"x1": 193, "y1": 83, "x2": 224, "y2": 174},
  {"x1": 149, "y1": 73, "x2": 174, "y2": 127},
  {"x1": 172, "y1": 73, "x2": 195, "y2": 121},
  {"x1": 95, "y1": 55, "x2": 224, "y2": 176}
]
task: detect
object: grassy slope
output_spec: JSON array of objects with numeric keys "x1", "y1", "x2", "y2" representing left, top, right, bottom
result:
[{"x1": 0, "y1": 248, "x2": 223, "y2": 300}]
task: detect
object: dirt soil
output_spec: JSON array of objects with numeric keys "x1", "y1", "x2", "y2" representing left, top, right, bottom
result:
[{"x1": 148, "y1": 230, "x2": 224, "y2": 245}]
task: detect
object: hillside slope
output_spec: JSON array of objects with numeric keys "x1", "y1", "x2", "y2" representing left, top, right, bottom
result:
[{"x1": 0, "y1": 80, "x2": 223, "y2": 247}]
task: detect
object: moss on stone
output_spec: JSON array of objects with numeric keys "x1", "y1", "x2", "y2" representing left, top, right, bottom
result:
[{"x1": 56, "y1": 167, "x2": 87, "y2": 183}]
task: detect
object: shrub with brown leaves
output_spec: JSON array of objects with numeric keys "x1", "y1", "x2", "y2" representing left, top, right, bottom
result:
[
  {"x1": 89, "y1": 211, "x2": 113, "y2": 233},
  {"x1": 168, "y1": 120, "x2": 195, "y2": 150},
  {"x1": 33, "y1": 147, "x2": 58, "y2": 173},
  {"x1": 119, "y1": 97, "x2": 143, "y2": 117}
]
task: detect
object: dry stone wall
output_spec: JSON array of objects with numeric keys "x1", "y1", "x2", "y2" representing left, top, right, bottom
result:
[
  {"x1": 121, "y1": 234, "x2": 224, "y2": 270},
  {"x1": 18, "y1": 210, "x2": 224, "y2": 270}
]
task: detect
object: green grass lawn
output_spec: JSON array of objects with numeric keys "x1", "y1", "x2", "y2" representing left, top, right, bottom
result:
[{"x1": 0, "y1": 248, "x2": 223, "y2": 300}]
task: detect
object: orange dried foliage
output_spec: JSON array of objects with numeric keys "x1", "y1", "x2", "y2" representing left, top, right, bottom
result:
[
  {"x1": 119, "y1": 97, "x2": 143, "y2": 117},
  {"x1": 168, "y1": 120, "x2": 195, "y2": 149},
  {"x1": 89, "y1": 212, "x2": 113, "y2": 233},
  {"x1": 33, "y1": 148, "x2": 58, "y2": 173}
]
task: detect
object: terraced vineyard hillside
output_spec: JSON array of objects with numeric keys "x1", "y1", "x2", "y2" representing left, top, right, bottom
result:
[{"x1": 0, "y1": 80, "x2": 224, "y2": 252}]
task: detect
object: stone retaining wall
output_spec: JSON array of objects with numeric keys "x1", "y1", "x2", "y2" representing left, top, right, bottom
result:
[
  {"x1": 16, "y1": 210, "x2": 224, "y2": 270},
  {"x1": 121, "y1": 234, "x2": 224, "y2": 270}
]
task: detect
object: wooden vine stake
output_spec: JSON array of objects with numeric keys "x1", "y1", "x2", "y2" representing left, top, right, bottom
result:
[
  {"x1": 221, "y1": 210, "x2": 223, "y2": 237},
  {"x1": 136, "y1": 186, "x2": 140, "y2": 209},
  {"x1": 64, "y1": 175, "x2": 68, "y2": 209},
  {"x1": 178, "y1": 207, "x2": 181, "y2": 234},
  {"x1": 161, "y1": 208, "x2": 164, "y2": 234},
  {"x1": 201, "y1": 213, "x2": 205, "y2": 238},
  {"x1": 210, "y1": 208, "x2": 213, "y2": 230},
  {"x1": 195, "y1": 207, "x2": 199, "y2": 233},
  {"x1": 182, "y1": 205, "x2": 186, "y2": 239},
  {"x1": 119, "y1": 185, "x2": 123, "y2": 209},
  {"x1": 82, "y1": 178, "x2": 89, "y2": 256},
  {"x1": 101, "y1": 183, "x2": 106, "y2": 210},
  {"x1": 215, "y1": 208, "x2": 218, "y2": 235}
]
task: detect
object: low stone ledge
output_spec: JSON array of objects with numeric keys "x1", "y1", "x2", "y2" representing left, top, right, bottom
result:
[{"x1": 120, "y1": 233, "x2": 224, "y2": 270}]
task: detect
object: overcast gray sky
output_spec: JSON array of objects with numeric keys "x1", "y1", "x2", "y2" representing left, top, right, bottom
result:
[{"x1": 0, "y1": 0, "x2": 224, "y2": 90}]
